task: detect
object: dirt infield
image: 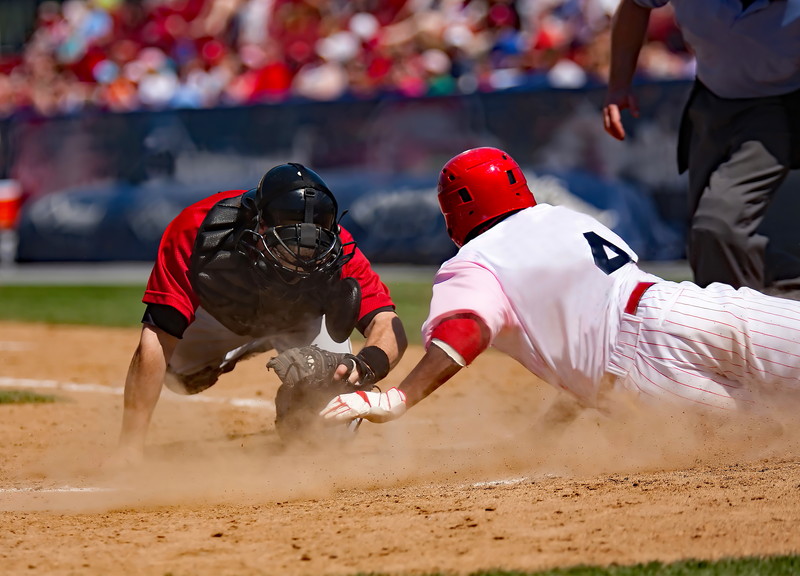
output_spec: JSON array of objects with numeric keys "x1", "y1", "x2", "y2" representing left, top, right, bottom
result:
[{"x1": 1, "y1": 321, "x2": 799, "y2": 575}]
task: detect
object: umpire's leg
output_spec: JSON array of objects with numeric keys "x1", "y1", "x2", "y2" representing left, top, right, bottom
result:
[{"x1": 687, "y1": 89, "x2": 792, "y2": 290}]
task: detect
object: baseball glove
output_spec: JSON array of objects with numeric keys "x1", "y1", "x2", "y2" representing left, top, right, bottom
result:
[{"x1": 266, "y1": 345, "x2": 375, "y2": 445}]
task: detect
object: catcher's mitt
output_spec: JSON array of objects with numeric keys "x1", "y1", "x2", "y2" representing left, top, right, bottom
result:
[{"x1": 266, "y1": 345, "x2": 375, "y2": 445}]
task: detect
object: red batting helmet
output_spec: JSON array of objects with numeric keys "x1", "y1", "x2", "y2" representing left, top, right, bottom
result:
[{"x1": 438, "y1": 147, "x2": 536, "y2": 247}]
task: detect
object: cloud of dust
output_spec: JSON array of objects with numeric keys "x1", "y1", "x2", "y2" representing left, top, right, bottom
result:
[{"x1": 13, "y1": 369, "x2": 800, "y2": 514}]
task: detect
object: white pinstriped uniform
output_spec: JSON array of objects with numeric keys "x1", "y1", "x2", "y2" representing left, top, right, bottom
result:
[
  {"x1": 609, "y1": 281, "x2": 800, "y2": 411},
  {"x1": 423, "y1": 204, "x2": 800, "y2": 413}
]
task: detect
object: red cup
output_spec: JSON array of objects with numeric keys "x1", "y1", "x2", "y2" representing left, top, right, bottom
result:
[{"x1": 0, "y1": 180, "x2": 23, "y2": 230}]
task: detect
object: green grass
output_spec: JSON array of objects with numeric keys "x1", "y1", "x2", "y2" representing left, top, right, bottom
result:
[
  {"x1": 354, "y1": 556, "x2": 800, "y2": 575},
  {"x1": 0, "y1": 285, "x2": 147, "y2": 327},
  {"x1": 477, "y1": 555, "x2": 800, "y2": 575},
  {"x1": 0, "y1": 389, "x2": 58, "y2": 404},
  {"x1": 0, "y1": 282, "x2": 433, "y2": 344},
  {"x1": 387, "y1": 281, "x2": 432, "y2": 344}
]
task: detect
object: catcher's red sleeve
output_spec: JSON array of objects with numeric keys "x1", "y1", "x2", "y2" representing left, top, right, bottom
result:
[
  {"x1": 143, "y1": 190, "x2": 246, "y2": 325},
  {"x1": 339, "y1": 226, "x2": 395, "y2": 321}
]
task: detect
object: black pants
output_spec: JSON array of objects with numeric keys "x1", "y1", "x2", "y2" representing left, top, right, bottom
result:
[{"x1": 679, "y1": 81, "x2": 800, "y2": 294}]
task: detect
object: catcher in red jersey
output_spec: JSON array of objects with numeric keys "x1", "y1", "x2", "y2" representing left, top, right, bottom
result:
[
  {"x1": 112, "y1": 163, "x2": 407, "y2": 466},
  {"x1": 322, "y1": 147, "x2": 800, "y2": 428}
]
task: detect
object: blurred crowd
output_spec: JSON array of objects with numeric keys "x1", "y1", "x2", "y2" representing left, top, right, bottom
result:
[{"x1": 0, "y1": 0, "x2": 694, "y2": 118}]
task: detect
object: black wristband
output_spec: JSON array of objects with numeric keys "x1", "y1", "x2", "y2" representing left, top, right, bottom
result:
[{"x1": 356, "y1": 346, "x2": 391, "y2": 383}]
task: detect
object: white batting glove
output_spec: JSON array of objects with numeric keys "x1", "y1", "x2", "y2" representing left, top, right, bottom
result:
[{"x1": 320, "y1": 388, "x2": 407, "y2": 424}]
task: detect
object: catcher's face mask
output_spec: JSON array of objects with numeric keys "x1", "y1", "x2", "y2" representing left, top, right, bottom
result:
[{"x1": 237, "y1": 163, "x2": 353, "y2": 286}]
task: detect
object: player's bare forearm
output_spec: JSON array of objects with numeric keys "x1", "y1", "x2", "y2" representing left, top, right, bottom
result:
[
  {"x1": 362, "y1": 310, "x2": 408, "y2": 368},
  {"x1": 398, "y1": 344, "x2": 463, "y2": 409},
  {"x1": 118, "y1": 325, "x2": 176, "y2": 454}
]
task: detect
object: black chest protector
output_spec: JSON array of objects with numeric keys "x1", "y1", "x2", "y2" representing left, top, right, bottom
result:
[{"x1": 189, "y1": 193, "x2": 360, "y2": 340}]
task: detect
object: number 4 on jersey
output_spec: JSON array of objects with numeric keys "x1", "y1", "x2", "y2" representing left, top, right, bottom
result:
[{"x1": 583, "y1": 231, "x2": 631, "y2": 274}]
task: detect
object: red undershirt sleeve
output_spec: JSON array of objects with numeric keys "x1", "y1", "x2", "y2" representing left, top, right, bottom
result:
[{"x1": 429, "y1": 313, "x2": 490, "y2": 366}]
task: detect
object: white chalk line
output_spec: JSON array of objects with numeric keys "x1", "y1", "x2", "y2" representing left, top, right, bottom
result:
[
  {"x1": 0, "y1": 341, "x2": 33, "y2": 352},
  {"x1": 0, "y1": 486, "x2": 117, "y2": 494},
  {"x1": 2, "y1": 480, "x2": 546, "y2": 498},
  {"x1": 470, "y1": 477, "x2": 530, "y2": 488},
  {"x1": 6, "y1": 480, "x2": 531, "y2": 496},
  {"x1": 468, "y1": 472, "x2": 564, "y2": 488},
  {"x1": 0, "y1": 377, "x2": 274, "y2": 410}
]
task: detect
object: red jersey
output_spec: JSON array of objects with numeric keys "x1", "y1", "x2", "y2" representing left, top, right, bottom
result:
[{"x1": 144, "y1": 189, "x2": 395, "y2": 331}]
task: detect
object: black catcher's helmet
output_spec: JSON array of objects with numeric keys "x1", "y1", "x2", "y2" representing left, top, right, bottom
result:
[{"x1": 237, "y1": 163, "x2": 353, "y2": 286}]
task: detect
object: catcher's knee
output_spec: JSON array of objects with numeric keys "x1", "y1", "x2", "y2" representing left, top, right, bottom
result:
[{"x1": 165, "y1": 366, "x2": 221, "y2": 395}]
